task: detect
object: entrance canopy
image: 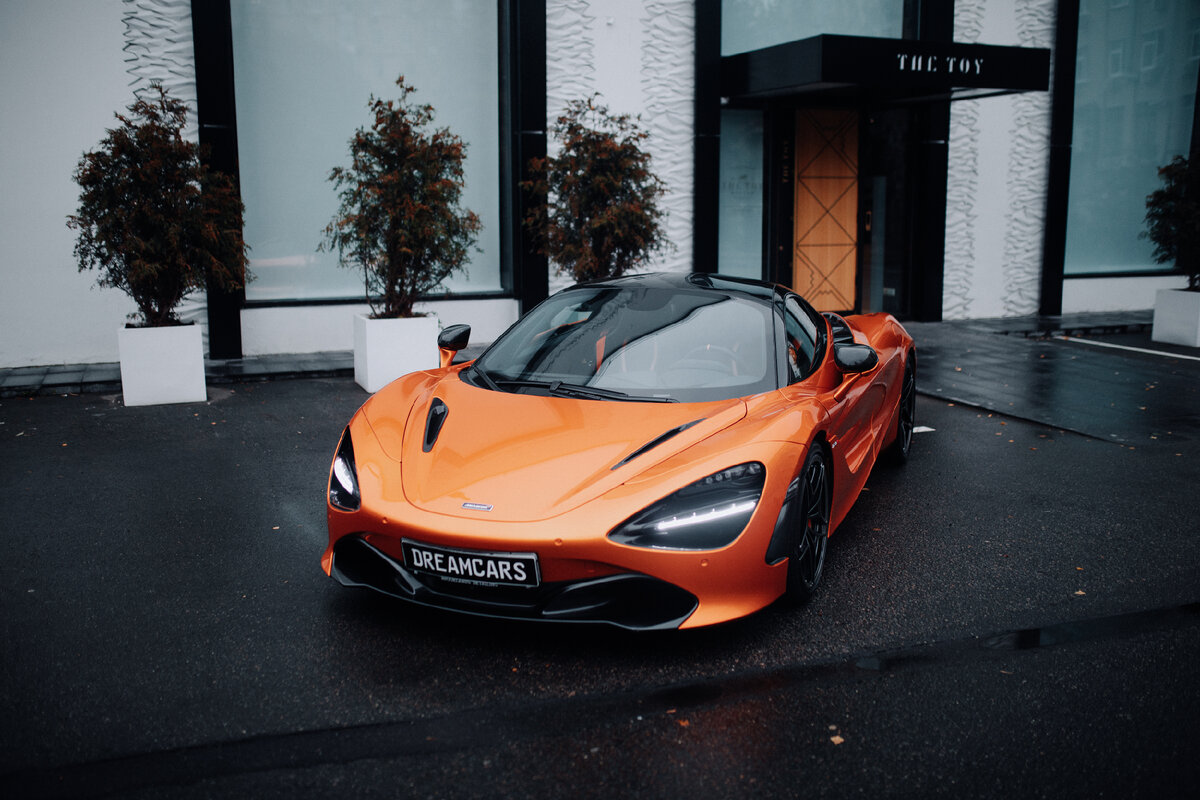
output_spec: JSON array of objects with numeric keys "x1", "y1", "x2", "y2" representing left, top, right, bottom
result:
[{"x1": 721, "y1": 34, "x2": 1051, "y2": 104}]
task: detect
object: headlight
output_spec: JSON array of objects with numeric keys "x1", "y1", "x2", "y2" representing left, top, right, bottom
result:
[
  {"x1": 329, "y1": 428, "x2": 360, "y2": 511},
  {"x1": 608, "y1": 462, "x2": 766, "y2": 550}
]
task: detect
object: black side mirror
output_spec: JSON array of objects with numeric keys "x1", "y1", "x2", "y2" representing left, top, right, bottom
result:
[
  {"x1": 438, "y1": 324, "x2": 471, "y2": 368},
  {"x1": 833, "y1": 343, "x2": 878, "y2": 373}
]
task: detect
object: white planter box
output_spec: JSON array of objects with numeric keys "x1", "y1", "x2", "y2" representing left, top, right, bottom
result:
[
  {"x1": 354, "y1": 314, "x2": 440, "y2": 393},
  {"x1": 1152, "y1": 288, "x2": 1200, "y2": 347},
  {"x1": 118, "y1": 324, "x2": 207, "y2": 406}
]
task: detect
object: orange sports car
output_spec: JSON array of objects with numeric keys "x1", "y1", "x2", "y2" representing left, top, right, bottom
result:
[{"x1": 323, "y1": 273, "x2": 915, "y2": 630}]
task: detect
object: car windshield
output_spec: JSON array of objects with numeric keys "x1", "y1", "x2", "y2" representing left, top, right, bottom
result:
[{"x1": 470, "y1": 286, "x2": 779, "y2": 403}]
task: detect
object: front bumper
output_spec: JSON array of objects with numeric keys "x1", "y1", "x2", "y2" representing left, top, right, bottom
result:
[{"x1": 330, "y1": 535, "x2": 699, "y2": 631}]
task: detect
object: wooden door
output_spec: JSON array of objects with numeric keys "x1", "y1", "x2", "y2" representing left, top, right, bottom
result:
[{"x1": 793, "y1": 109, "x2": 858, "y2": 311}]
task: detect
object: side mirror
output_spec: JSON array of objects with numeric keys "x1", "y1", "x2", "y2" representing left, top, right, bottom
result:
[
  {"x1": 833, "y1": 343, "x2": 878, "y2": 374},
  {"x1": 438, "y1": 324, "x2": 471, "y2": 368}
]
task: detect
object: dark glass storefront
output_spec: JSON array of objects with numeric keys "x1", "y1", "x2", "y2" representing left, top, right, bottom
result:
[
  {"x1": 191, "y1": 0, "x2": 548, "y2": 359},
  {"x1": 189, "y1": 0, "x2": 1195, "y2": 359},
  {"x1": 705, "y1": 0, "x2": 1052, "y2": 320}
]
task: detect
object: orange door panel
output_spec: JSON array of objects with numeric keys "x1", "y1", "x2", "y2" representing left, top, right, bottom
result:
[{"x1": 794, "y1": 109, "x2": 858, "y2": 312}]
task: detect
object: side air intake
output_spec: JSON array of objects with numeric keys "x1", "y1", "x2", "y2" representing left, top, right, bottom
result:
[{"x1": 423, "y1": 398, "x2": 449, "y2": 453}]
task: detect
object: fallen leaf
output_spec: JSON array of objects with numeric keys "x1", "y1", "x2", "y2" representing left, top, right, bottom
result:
[
  {"x1": 1074, "y1": 590, "x2": 1086, "y2": 596},
  {"x1": 678, "y1": 719, "x2": 690, "y2": 728},
  {"x1": 830, "y1": 735, "x2": 845, "y2": 745}
]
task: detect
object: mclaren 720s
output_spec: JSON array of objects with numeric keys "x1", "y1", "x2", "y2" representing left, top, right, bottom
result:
[{"x1": 323, "y1": 272, "x2": 916, "y2": 630}]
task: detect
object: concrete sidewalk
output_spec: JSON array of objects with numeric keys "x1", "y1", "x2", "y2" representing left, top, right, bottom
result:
[{"x1": 909, "y1": 312, "x2": 1199, "y2": 445}]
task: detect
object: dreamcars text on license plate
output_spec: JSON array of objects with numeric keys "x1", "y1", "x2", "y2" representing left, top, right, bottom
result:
[{"x1": 401, "y1": 539, "x2": 540, "y2": 587}]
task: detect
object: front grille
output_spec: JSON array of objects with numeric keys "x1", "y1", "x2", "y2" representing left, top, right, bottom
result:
[{"x1": 330, "y1": 535, "x2": 698, "y2": 630}]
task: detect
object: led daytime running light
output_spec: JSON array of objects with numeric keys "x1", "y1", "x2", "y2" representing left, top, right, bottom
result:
[{"x1": 655, "y1": 500, "x2": 758, "y2": 532}]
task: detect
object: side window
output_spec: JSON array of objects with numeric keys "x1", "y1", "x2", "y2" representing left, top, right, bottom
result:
[{"x1": 783, "y1": 296, "x2": 818, "y2": 382}]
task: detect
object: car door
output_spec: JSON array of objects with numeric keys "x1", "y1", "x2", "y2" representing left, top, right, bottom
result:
[{"x1": 800, "y1": 304, "x2": 887, "y2": 501}]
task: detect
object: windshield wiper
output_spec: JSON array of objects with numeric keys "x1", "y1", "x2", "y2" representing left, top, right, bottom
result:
[
  {"x1": 493, "y1": 378, "x2": 676, "y2": 403},
  {"x1": 470, "y1": 364, "x2": 503, "y2": 392}
]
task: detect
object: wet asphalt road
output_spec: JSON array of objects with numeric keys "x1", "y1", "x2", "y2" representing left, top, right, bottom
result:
[{"x1": 2, "y1": 352, "x2": 1199, "y2": 798}]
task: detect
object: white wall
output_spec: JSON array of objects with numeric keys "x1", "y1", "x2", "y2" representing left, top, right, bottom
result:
[
  {"x1": 1063, "y1": 275, "x2": 1186, "y2": 314},
  {"x1": 943, "y1": 0, "x2": 1055, "y2": 320},
  {"x1": 240, "y1": 298, "x2": 520, "y2": 356},
  {"x1": 546, "y1": 0, "x2": 694, "y2": 291},
  {"x1": 0, "y1": 0, "x2": 138, "y2": 367}
]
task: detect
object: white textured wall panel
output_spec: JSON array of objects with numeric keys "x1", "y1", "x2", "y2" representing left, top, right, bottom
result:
[
  {"x1": 122, "y1": 0, "x2": 198, "y2": 139},
  {"x1": 943, "y1": 0, "x2": 984, "y2": 319},
  {"x1": 545, "y1": 0, "x2": 694, "y2": 289},
  {"x1": 944, "y1": 0, "x2": 1054, "y2": 320},
  {"x1": 640, "y1": 1, "x2": 695, "y2": 274},
  {"x1": 122, "y1": 0, "x2": 208, "y2": 333}
]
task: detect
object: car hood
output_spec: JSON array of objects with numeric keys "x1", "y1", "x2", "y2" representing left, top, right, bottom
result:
[{"x1": 363, "y1": 372, "x2": 747, "y2": 522}]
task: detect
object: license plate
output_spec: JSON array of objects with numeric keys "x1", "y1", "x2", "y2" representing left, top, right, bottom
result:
[{"x1": 401, "y1": 539, "x2": 540, "y2": 587}]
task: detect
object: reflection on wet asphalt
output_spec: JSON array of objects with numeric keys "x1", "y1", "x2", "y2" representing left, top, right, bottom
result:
[{"x1": 907, "y1": 322, "x2": 1200, "y2": 443}]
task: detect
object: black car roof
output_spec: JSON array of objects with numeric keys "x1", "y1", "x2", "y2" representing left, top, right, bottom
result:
[{"x1": 575, "y1": 272, "x2": 789, "y2": 304}]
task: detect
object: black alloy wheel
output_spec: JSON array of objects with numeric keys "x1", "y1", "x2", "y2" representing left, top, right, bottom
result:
[
  {"x1": 889, "y1": 355, "x2": 916, "y2": 462},
  {"x1": 786, "y1": 446, "x2": 831, "y2": 604}
]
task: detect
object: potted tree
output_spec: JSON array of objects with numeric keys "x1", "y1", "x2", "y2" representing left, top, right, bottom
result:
[
  {"x1": 69, "y1": 84, "x2": 248, "y2": 406},
  {"x1": 523, "y1": 96, "x2": 667, "y2": 283},
  {"x1": 1144, "y1": 153, "x2": 1200, "y2": 346},
  {"x1": 323, "y1": 76, "x2": 482, "y2": 393}
]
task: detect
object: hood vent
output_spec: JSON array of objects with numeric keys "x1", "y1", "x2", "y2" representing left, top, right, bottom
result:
[
  {"x1": 423, "y1": 398, "x2": 449, "y2": 453},
  {"x1": 611, "y1": 419, "x2": 704, "y2": 471}
]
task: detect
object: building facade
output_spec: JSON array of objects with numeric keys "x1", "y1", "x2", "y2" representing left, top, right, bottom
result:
[{"x1": 1, "y1": 0, "x2": 1195, "y2": 368}]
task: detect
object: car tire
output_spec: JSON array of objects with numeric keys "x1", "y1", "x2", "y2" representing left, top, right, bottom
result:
[
  {"x1": 786, "y1": 445, "x2": 831, "y2": 605},
  {"x1": 887, "y1": 354, "x2": 916, "y2": 464}
]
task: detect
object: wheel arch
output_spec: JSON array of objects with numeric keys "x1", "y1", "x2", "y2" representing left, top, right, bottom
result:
[{"x1": 764, "y1": 432, "x2": 833, "y2": 565}]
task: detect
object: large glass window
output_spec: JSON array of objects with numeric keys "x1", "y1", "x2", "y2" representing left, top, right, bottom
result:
[
  {"x1": 718, "y1": 110, "x2": 764, "y2": 279},
  {"x1": 1064, "y1": 0, "x2": 1198, "y2": 275},
  {"x1": 721, "y1": 0, "x2": 902, "y2": 56},
  {"x1": 231, "y1": 0, "x2": 501, "y2": 301}
]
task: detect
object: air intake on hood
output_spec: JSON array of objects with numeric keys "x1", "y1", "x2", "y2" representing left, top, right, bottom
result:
[
  {"x1": 423, "y1": 398, "x2": 449, "y2": 453},
  {"x1": 611, "y1": 419, "x2": 704, "y2": 471}
]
